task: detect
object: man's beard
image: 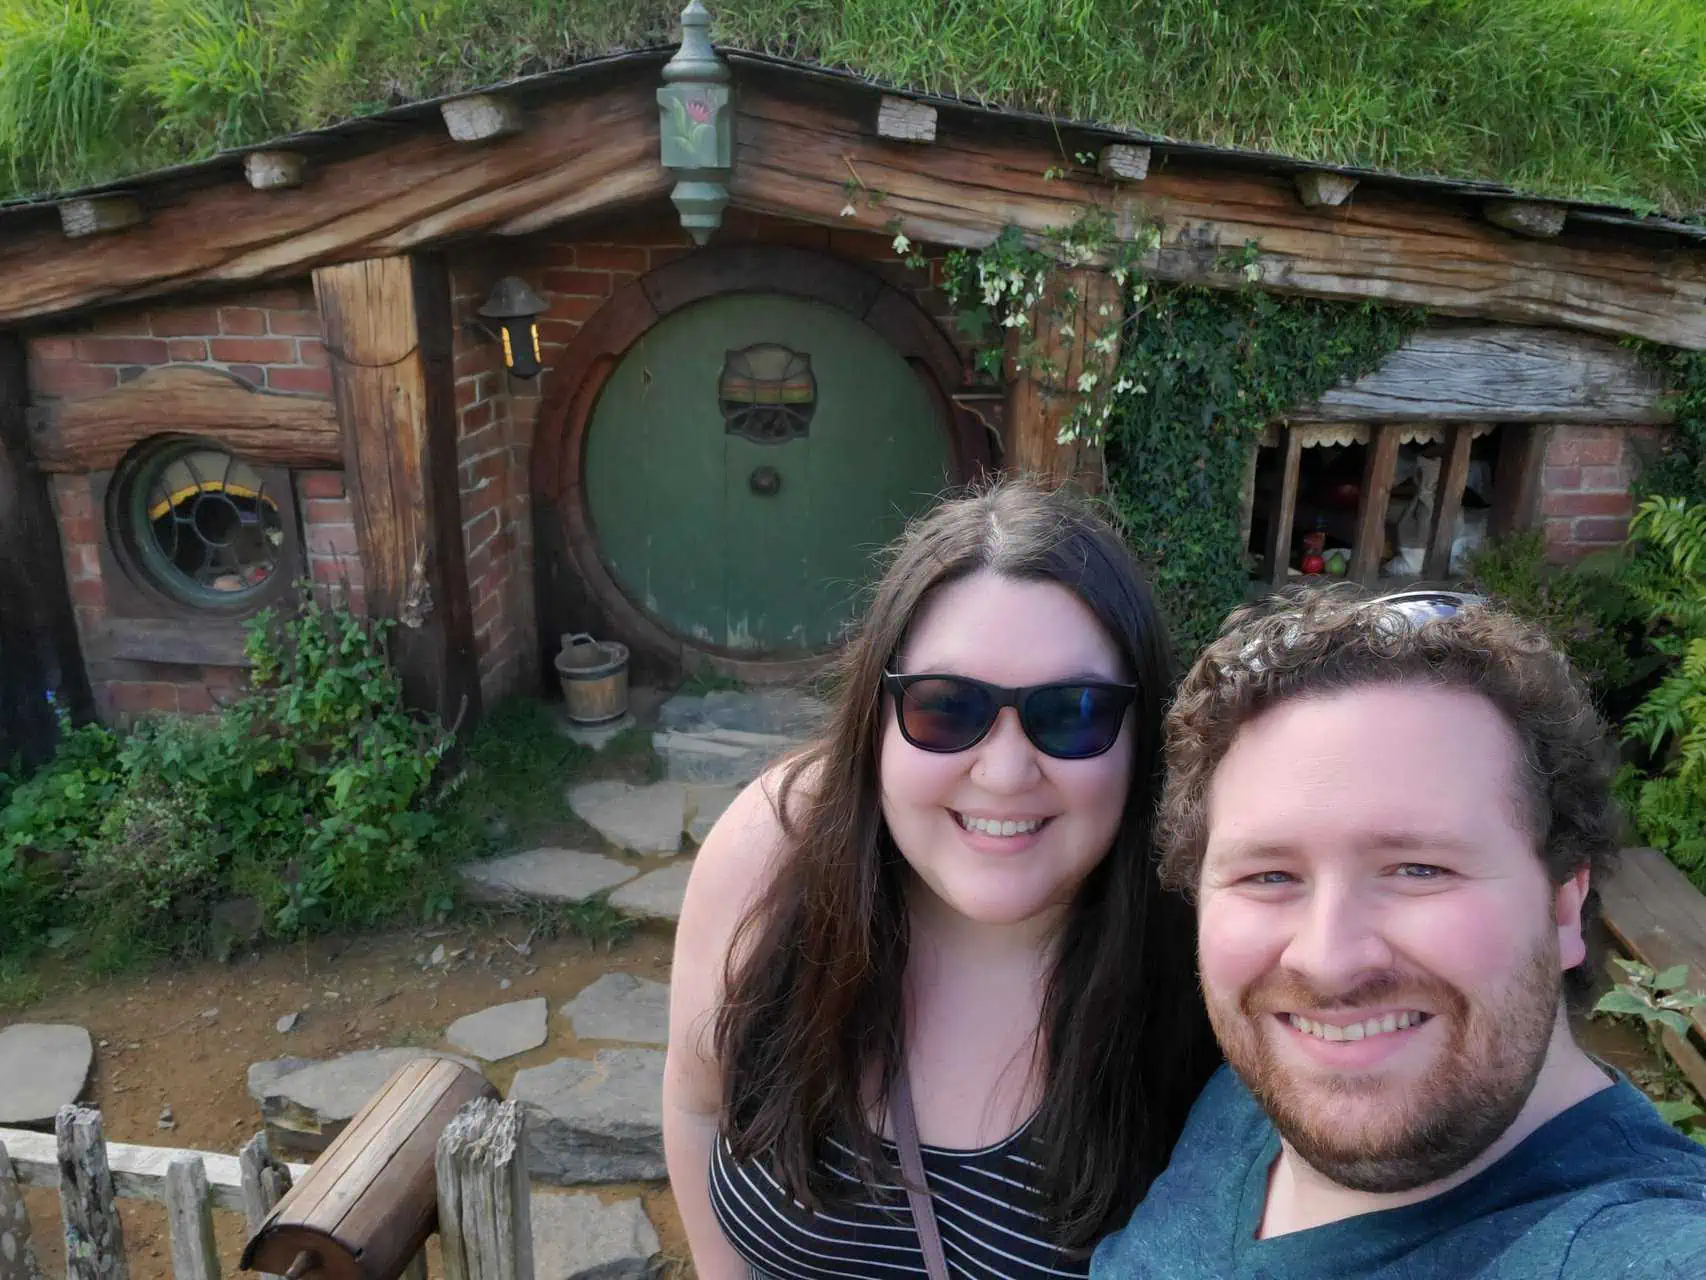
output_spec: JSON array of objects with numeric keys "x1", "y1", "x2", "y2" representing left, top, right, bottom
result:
[{"x1": 1207, "y1": 938, "x2": 1561, "y2": 1193}]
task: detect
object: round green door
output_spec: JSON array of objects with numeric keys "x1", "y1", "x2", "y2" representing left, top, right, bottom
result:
[{"x1": 584, "y1": 294, "x2": 952, "y2": 656}]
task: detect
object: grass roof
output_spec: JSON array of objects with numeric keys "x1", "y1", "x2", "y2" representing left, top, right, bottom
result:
[{"x1": 3, "y1": 0, "x2": 1704, "y2": 215}]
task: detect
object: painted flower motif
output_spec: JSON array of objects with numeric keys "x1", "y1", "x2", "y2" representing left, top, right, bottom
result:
[{"x1": 685, "y1": 99, "x2": 713, "y2": 124}]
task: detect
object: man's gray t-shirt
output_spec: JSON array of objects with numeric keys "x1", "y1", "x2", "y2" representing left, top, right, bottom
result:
[{"x1": 1092, "y1": 1066, "x2": 1706, "y2": 1279}]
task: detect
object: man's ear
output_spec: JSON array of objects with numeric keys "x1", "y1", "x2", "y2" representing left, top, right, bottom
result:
[{"x1": 1554, "y1": 864, "x2": 1591, "y2": 971}]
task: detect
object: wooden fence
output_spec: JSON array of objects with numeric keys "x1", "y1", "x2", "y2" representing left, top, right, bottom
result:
[{"x1": 0, "y1": 1095, "x2": 532, "y2": 1280}]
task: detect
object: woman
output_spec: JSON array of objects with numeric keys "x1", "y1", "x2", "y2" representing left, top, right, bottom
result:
[{"x1": 664, "y1": 478, "x2": 1219, "y2": 1278}]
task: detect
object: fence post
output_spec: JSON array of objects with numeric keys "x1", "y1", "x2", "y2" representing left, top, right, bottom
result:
[
  {"x1": 56, "y1": 1106, "x2": 128, "y2": 1280},
  {"x1": 238, "y1": 1133, "x2": 293, "y2": 1280},
  {"x1": 165, "y1": 1157, "x2": 220, "y2": 1280},
  {"x1": 434, "y1": 1099, "x2": 533, "y2": 1280},
  {"x1": 0, "y1": 1139, "x2": 45, "y2": 1280}
]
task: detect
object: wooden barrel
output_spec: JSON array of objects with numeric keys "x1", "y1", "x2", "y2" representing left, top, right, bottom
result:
[{"x1": 555, "y1": 633, "x2": 629, "y2": 724}]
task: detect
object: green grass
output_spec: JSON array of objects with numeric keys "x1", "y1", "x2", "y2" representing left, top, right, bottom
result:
[
  {"x1": 440, "y1": 695, "x2": 590, "y2": 853},
  {"x1": 1, "y1": 1, "x2": 1701, "y2": 212}
]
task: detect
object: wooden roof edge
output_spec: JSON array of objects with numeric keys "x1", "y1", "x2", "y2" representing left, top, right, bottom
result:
[{"x1": 1, "y1": 45, "x2": 1701, "y2": 248}]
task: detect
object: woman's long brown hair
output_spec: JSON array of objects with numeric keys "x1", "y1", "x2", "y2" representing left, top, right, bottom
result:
[{"x1": 713, "y1": 477, "x2": 1220, "y2": 1249}]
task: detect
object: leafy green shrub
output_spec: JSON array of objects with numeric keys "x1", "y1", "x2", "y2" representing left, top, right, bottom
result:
[{"x1": 1592, "y1": 957, "x2": 1706, "y2": 1146}]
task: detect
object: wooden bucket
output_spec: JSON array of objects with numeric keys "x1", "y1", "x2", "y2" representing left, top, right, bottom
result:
[{"x1": 555, "y1": 632, "x2": 629, "y2": 724}]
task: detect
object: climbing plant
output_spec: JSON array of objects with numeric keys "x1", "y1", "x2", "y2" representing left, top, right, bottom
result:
[{"x1": 943, "y1": 221, "x2": 1424, "y2": 652}]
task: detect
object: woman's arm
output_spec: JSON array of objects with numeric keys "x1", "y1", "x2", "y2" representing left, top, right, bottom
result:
[{"x1": 664, "y1": 769, "x2": 792, "y2": 1280}]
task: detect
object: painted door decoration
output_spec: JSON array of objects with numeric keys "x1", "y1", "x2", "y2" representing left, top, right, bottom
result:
[{"x1": 584, "y1": 293, "x2": 951, "y2": 655}]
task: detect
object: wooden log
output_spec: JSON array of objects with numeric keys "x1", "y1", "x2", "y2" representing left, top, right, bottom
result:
[
  {"x1": 1298, "y1": 326, "x2": 1670, "y2": 425},
  {"x1": 59, "y1": 197, "x2": 143, "y2": 239},
  {"x1": 434, "y1": 1099, "x2": 532, "y2": 1280},
  {"x1": 84, "y1": 618, "x2": 252, "y2": 669},
  {"x1": 314, "y1": 255, "x2": 479, "y2": 723},
  {"x1": 1350, "y1": 424, "x2": 1401, "y2": 585},
  {"x1": 0, "y1": 79, "x2": 667, "y2": 326},
  {"x1": 441, "y1": 96, "x2": 521, "y2": 143},
  {"x1": 876, "y1": 95, "x2": 936, "y2": 144},
  {"x1": 1489, "y1": 424, "x2": 1549, "y2": 538},
  {"x1": 245, "y1": 153, "x2": 307, "y2": 191},
  {"x1": 30, "y1": 365, "x2": 341, "y2": 474},
  {"x1": 1097, "y1": 145, "x2": 1151, "y2": 183},
  {"x1": 1485, "y1": 200, "x2": 1567, "y2": 239},
  {"x1": 56, "y1": 1107, "x2": 128, "y2": 1280},
  {"x1": 0, "y1": 1140, "x2": 45, "y2": 1280},
  {"x1": 1266, "y1": 426, "x2": 1303, "y2": 586},
  {"x1": 0, "y1": 333, "x2": 91, "y2": 767},
  {"x1": 1294, "y1": 172, "x2": 1357, "y2": 208},
  {"x1": 165, "y1": 1157, "x2": 220, "y2": 1280},
  {"x1": 1003, "y1": 267, "x2": 1119, "y2": 490},
  {"x1": 240, "y1": 1134, "x2": 294, "y2": 1280},
  {"x1": 0, "y1": 1129, "x2": 307, "y2": 1212},
  {"x1": 727, "y1": 83, "x2": 1706, "y2": 350},
  {"x1": 1423, "y1": 424, "x2": 1476, "y2": 581},
  {"x1": 400, "y1": 1253, "x2": 427, "y2": 1280}
]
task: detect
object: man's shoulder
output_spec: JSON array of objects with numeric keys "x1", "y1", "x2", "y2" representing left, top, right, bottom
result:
[{"x1": 1553, "y1": 1190, "x2": 1706, "y2": 1279}]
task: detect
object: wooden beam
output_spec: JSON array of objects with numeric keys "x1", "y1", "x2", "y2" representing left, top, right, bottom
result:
[
  {"x1": 0, "y1": 80, "x2": 667, "y2": 327},
  {"x1": 0, "y1": 1139, "x2": 46, "y2": 1280},
  {"x1": 728, "y1": 83, "x2": 1706, "y2": 350},
  {"x1": 1423, "y1": 424, "x2": 1476, "y2": 580},
  {"x1": 0, "y1": 1128, "x2": 308, "y2": 1213},
  {"x1": 244, "y1": 152, "x2": 306, "y2": 191},
  {"x1": 1299, "y1": 326, "x2": 1670, "y2": 425},
  {"x1": 1485, "y1": 199, "x2": 1567, "y2": 239},
  {"x1": 315, "y1": 255, "x2": 479, "y2": 724},
  {"x1": 30, "y1": 365, "x2": 341, "y2": 474},
  {"x1": 0, "y1": 333, "x2": 92, "y2": 766},
  {"x1": 1489, "y1": 424, "x2": 1549, "y2": 537},
  {"x1": 1098, "y1": 145, "x2": 1151, "y2": 183},
  {"x1": 59, "y1": 196, "x2": 142, "y2": 239},
  {"x1": 876, "y1": 95, "x2": 936, "y2": 143},
  {"x1": 1266, "y1": 426, "x2": 1303, "y2": 586},
  {"x1": 1350, "y1": 424, "x2": 1401, "y2": 585},
  {"x1": 1294, "y1": 172, "x2": 1357, "y2": 208},
  {"x1": 441, "y1": 95, "x2": 521, "y2": 143},
  {"x1": 1003, "y1": 267, "x2": 1118, "y2": 490},
  {"x1": 84, "y1": 618, "x2": 252, "y2": 669}
]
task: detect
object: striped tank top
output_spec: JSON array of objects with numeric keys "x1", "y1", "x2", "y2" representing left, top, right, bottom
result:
[{"x1": 708, "y1": 1118, "x2": 1090, "y2": 1279}]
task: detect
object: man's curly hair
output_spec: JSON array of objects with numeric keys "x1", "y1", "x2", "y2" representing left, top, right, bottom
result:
[{"x1": 1157, "y1": 584, "x2": 1624, "y2": 931}]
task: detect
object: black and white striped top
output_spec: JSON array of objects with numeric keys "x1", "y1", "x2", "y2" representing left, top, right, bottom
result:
[{"x1": 708, "y1": 1118, "x2": 1090, "y2": 1279}]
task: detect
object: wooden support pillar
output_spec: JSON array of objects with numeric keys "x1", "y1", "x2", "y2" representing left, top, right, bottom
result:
[
  {"x1": 0, "y1": 332, "x2": 91, "y2": 760},
  {"x1": 1423, "y1": 424, "x2": 1476, "y2": 581},
  {"x1": 1350, "y1": 425, "x2": 1401, "y2": 586},
  {"x1": 1004, "y1": 268, "x2": 1121, "y2": 491},
  {"x1": 1266, "y1": 427, "x2": 1303, "y2": 587},
  {"x1": 57, "y1": 1107, "x2": 127, "y2": 1280},
  {"x1": 0, "y1": 1140, "x2": 46, "y2": 1280},
  {"x1": 1490, "y1": 424, "x2": 1551, "y2": 538},
  {"x1": 314, "y1": 256, "x2": 480, "y2": 725}
]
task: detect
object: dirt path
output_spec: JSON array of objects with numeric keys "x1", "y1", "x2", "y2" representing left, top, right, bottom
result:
[{"x1": 7, "y1": 918, "x2": 690, "y2": 1280}]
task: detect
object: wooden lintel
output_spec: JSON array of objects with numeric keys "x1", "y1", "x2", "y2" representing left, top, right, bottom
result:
[
  {"x1": 1294, "y1": 171, "x2": 1357, "y2": 208},
  {"x1": 441, "y1": 94, "x2": 522, "y2": 143},
  {"x1": 1098, "y1": 145, "x2": 1151, "y2": 183},
  {"x1": 59, "y1": 196, "x2": 143, "y2": 239},
  {"x1": 244, "y1": 151, "x2": 306, "y2": 191},
  {"x1": 1350, "y1": 424, "x2": 1401, "y2": 585},
  {"x1": 1484, "y1": 199, "x2": 1567, "y2": 239},
  {"x1": 315, "y1": 255, "x2": 478, "y2": 724},
  {"x1": 877, "y1": 95, "x2": 936, "y2": 144},
  {"x1": 30, "y1": 365, "x2": 341, "y2": 474}
]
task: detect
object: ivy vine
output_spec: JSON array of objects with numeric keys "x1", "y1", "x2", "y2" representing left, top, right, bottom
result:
[
  {"x1": 1631, "y1": 342, "x2": 1706, "y2": 507},
  {"x1": 941, "y1": 219, "x2": 1424, "y2": 653}
]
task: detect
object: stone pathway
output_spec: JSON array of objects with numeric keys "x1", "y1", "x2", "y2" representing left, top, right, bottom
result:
[
  {"x1": 446, "y1": 997, "x2": 549, "y2": 1062},
  {"x1": 531, "y1": 1189, "x2": 661, "y2": 1280},
  {"x1": 564, "y1": 974, "x2": 669, "y2": 1046},
  {"x1": 568, "y1": 780, "x2": 688, "y2": 856},
  {"x1": 246, "y1": 1047, "x2": 478, "y2": 1152},
  {"x1": 654, "y1": 688, "x2": 823, "y2": 785}
]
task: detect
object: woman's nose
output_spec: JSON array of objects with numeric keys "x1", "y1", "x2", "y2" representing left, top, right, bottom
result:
[{"x1": 969, "y1": 707, "x2": 1043, "y2": 792}]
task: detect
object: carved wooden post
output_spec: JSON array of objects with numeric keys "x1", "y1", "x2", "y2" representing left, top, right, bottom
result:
[
  {"x1": 165, "y1": 1156, "x2": 220, "y2": 1280},
  {"x1": 1350, "y1": 425, "x2": 1402, "y2": 585},
  {"x1": 435, "y1": 1099, "x2": 533, "y2": 1280},
  {"x1": 56, "y1": 1107, "x2": 127, "y2": 1280},
  {"x1": 1004, "y1": 268, "x2": 1122, "y2": 491},
  {"x1": 313, "y1": 255, "x2": 480, "y2": 724},
  {"x1": 1423, "y1": 424, "x2": 1476, "y2": 580},
  {"x1": 0, "y1": 1139, "x2": 45, "y2": 1280}
]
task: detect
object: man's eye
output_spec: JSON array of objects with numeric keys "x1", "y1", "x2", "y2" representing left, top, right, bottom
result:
[
  {"x1": 1395, "y1": 863, "x2": 1448, "y2": 879},
  {"x1": 1245, "y1": 870, "x2": 1297, "y2": 886}
]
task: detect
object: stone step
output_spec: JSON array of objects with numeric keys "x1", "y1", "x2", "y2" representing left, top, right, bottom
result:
[
  {"x1": 459, "y1": 848, "x2": 638, "y2": 905},
  {"x1": 608, "y1": 863, "x2": 691, "y2": 924},
  {"x1": 567, "y1": 780, "x2": 688, "y2": 856},
  {"x1": 510, "y1": 1049, "x2": 665, "y2": 1185},
  {"x1": 0, "y1": 1023, "x2": 92, "y2": 1126},
  {"x1": 563, "y1": 974, "x2": 669, "y2": 1047},
  {"x1": 530, "y1": 1189, "x2": 660, "y2": 1280},
  {"x1": 445, "y1": 997, "x2": 549, "y2": 1063}
]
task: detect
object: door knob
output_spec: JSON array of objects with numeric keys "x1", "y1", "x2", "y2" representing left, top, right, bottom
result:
[{"x1": 749, "y1": 466, "x2": 781, "y2": 496}]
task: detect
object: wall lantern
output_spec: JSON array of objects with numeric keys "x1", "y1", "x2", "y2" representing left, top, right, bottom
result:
[
  {"x1": 477, "y1": 276, "x2": 548, "y2": 379},
  {"x1": 657, "y1": 1, "x2": 732, "y2": 244}
]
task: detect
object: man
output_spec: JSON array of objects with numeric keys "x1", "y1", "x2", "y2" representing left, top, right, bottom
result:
[{"x1": 1094, "y1": 588, "x2": 1706, "y2": 1279}]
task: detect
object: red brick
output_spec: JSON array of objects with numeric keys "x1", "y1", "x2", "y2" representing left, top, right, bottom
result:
[
  {"x1": 219, "y1": 307, "x2": 268, "y2": 335},
  {"x1": 150, "y1": 307, "x2": 221, "y2": 337},
  {"x1": 298, "y1": 471, "x2": 345, "y2": 499},
  {"x1": 307, "y1": 522, "x2": 360, "y2": 557},
  {"x1": 1572, "y1": 516, "x2": 1630, "y2": 544},
  {"x1": 296, "y1": 338, "x2": 329, "y2": 367},
  {"x1": 75, "y1": 336, "x2": 168, "y2": 365},
  {"x1": 244, "y1": 286, "x2": 314, "y2": 311},
  {"x1": 464, "y1": 509, "x2": 500, "y2": 550},
  {"x1": 1544, "y1": 518, "x2": 1575, "y2": 547},
  {"x1": 70, "y1": 578, "x2": 106, "y2": 607},
  {"x1": 267, "y1": 310, "x2": 323, "y2": 337},
  {"x1": 30, "y1": 336, "x2": 76, "y2": 361},
  {"x1": 67, "y1": 543, "x2": 101, "y2": 580},
  {"x1": 472, "y1": 592, "x2": 503, "y2": 632},
  {"x1": 456, "y1": 378, "x2": 480, "y2": 411},
  {"x1": 1547, "y1": 431, "x2": 1622, "y2": 468},
  {"x1": 828, "y1": 228, "x2": 894, "y2": 259},
  {"x1": 460, "y1": 401, "x2": 495, "y2": 435},
  {"x1": 311, "y1": 555, "x2": 357, "y2": 584},
  {"x1": 227, "y1": 365, "x2": 265, "y2": 388},
  {"x1": 573, "y1": 244, "x2": 649, "y2": 272},
  {"x1": 60, "y1": 514, "x2": 98, "y2": 546},
  {"x1": 86, "y1": 309, "x2": 153, "y2": 337},
  {"x1": 168, "y1": 338, "x2": 209, "y2": 361},
  {"x1": 305, "y1": 497, "x2": 353, "y2": 524},
  {"x1": 646, "y1": 246, "x2": 691, "y2": 269},
  {"x1": 454, "y1": 348, "x2": 495, "y2": 380},
  {"x1": 54, "y1": 479, "x2": 94, "y2": 523},
  {"x1": 541, "y1": 269, "x2": 612, "y2": 297},
  {"x1": 267, "y1": 366, "x2": 333, "y2": 396},
  {"x1": 176, "y1": 685, "x2": 216, "y2": 716},
  {"x1": 1580, "y1": 464, "x2": 1627, "y2": 490},
  {"x1": 211, "y1": 337, "x2": 296, "y2": 364},
  {"x1": 1543, "y1": 490, "x2": 1631, "y2": 518}
]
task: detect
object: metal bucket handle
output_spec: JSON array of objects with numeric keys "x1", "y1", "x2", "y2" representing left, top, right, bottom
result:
[{"x1": 559, "y1": 631, "x2": 603, "y2": 670}]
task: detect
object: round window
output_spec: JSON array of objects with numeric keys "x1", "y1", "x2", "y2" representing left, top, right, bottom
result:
[{"x1": 114, "y1": 439, "x2": 286, "y2": 608}]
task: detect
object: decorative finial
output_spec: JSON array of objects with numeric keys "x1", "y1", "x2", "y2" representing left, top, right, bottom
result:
[
  {"x1": 657, "y1": 2, "x2": 732, "y2": 244},
  {"x1": 664, "y1": 1, "x2": 727, "y2": 84}
]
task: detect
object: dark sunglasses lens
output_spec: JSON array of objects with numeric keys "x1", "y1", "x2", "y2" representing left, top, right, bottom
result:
[
  {"x1": 1022, "y1": 684, "x2": 1130, "y2": 758},
  {"x1": 896, "y1": 677, "x2": 995, "y2": 752}
]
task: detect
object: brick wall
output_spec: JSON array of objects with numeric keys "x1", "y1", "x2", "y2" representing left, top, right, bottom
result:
[
  {"x1": 28, "y1": 283, "x2": 368, "y2": 722},
  {"x1": 1541, "y1": 425, "x2": 1666, "y2": 560}
]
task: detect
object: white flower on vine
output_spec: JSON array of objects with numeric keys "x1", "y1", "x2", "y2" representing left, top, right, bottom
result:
[
  {"x1": 1110, "y1": 267, "x2": 1128, "y2": 286},
  {"x1": 1098, "y1": 303, "x2": 1114, "y2": 318},
  {"x1": 1058, "y1": 323, "x2": 1075, "y2": 340},
  {"x1": 1002, "y1": 311, "x2": 1030, "y2": 329},
  {"x1": 1077, "y1": 371, "x2": 1099, "y2": 393},
  {"x1": 892, "y1": 232, "x2": 912, "y2": 255},
  {"x1": 1056, "y1": 425, "x2": 1078, "y2": 444},
  {"x1": 1092, "y1": 334, "x2": 1117, "y2": 355},
  {"x1": 839, "y1": 203, "x2": 857, "y2": 219},
  {"x1": 1113, "y1": 376, "x2": 1134, "y2": 395}
]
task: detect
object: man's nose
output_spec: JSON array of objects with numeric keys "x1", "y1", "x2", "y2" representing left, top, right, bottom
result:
[
  {"x1": 1280, "y1": 879, "x2": 1395, "y2": 1000},
  {"x1": 969, "y1": 707, "x2": 1043, "y2": 792}
]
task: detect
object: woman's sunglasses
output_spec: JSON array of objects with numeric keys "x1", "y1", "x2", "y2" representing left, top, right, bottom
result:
[{"x1": 882, "y1": 672, "x2": 1137, "y2": 760}]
